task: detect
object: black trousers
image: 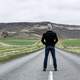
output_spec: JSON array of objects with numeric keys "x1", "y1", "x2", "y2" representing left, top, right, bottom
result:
[{"x1": 43, "y1": 46, "x2": 57, "y2": 69}]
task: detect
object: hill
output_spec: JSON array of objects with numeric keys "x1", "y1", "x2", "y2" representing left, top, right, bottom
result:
[{"x1": 0, "y1": 21, "x2": 80, "y2": 39}]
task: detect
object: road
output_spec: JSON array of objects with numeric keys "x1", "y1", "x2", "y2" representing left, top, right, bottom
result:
[{"x1": 0, "y1": 48, "x2": 80, "y2": 80}]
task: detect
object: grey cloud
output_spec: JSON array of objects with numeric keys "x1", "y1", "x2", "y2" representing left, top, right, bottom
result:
[{"x1": 0, "y1": 0, "x2": 80, "y2": 25}]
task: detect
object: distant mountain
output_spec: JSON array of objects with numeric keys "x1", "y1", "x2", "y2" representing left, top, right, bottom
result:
[{"x1": 0, "y1": 21, "x2": 80, "y2": 38}]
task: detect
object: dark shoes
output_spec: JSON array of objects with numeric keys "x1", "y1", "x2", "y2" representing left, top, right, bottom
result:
[
  {"x1": 54, "y1": 68, "x2": 57, "y2": 71},
  {"x1": 43, "y1": 68, "x2": 46, "y2": 71}
]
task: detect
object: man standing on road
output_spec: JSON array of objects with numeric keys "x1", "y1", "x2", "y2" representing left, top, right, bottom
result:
[{"x1": 41, "y1": 24, "x2": 58, "y2": 71}]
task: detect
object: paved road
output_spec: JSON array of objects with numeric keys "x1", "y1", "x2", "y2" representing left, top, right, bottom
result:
[{"x1": 0, "y1": 49, "x2": 80, "y2": 80}]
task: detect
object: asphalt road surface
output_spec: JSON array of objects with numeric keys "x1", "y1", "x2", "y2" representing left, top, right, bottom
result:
[{"x1": 0, "y1": 49, "x2": 80, "y2": 80}]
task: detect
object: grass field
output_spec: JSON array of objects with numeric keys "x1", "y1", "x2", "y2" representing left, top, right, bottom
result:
[
  {"x1": 1, "y1": 37, "x2": 79, "y2": 62},
  {"x1": 0, "y1": 38, "x2": 43, "y2": 62},
  {"x1": 0, "y1": 38, "x2": 37, "y2": 45},
  {"x1": 63, "y1": 39, "x2": 80, "y2": 47},
  {"x1": 57, "y1": 39, "x2": 80, "y2": 55}
]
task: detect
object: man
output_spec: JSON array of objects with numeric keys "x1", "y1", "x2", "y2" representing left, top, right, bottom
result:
[{"x1": 41, "y1": 24, "x2": 58, "y2": 71}]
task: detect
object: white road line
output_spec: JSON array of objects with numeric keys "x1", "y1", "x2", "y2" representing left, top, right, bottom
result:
[
  {"x1": 50, "y1": 55, "x2": 52, "y2": 65},
  {"x1": 48, "y1": 54, "x2": 53, "y2": 80},
  {"x1": 48, "y1": 71, "x2": 53, "y2": 80}
]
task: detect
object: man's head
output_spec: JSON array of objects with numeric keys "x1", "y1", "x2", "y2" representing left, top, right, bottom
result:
[{"x1": 47, "y1": 23, "x2": 53, "y2": 31}]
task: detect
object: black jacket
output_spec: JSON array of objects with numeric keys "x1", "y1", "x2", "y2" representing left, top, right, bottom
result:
[{"x1": 41, "y1": 31, "x2": 58, "y2": 47}]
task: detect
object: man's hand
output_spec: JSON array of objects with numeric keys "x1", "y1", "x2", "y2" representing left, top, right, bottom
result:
[{"x1": 41, "y1": 33, "x2": 46, "y2": 45}]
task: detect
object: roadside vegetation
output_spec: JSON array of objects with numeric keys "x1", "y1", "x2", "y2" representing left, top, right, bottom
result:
[
  {"x1": 1, "y1": 37, "x2": 80, "y2": 62},
  {"x1": 57, "y1": 39, "x2": 80, "y2": 55},
  {"x1": 0, "y1": 37, "x2": 43, "y2": 62}
]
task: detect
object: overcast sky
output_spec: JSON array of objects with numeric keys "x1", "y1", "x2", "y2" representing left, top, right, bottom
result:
[{"x1": 0, "y1": 0, "x2": 80, "y2": 25}]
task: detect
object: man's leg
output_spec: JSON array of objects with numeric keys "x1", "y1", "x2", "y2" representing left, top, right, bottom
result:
[
  {"x1": 50, "y1": 47, "x2": 57, "y2": 71},
  {"x1": 43, "y1": 47, "x2": 49, "y2": 71}
]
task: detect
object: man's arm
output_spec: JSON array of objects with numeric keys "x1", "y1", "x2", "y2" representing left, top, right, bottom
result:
[
  {"x1": 41, "y1": 34, "x2": 46, "y2": 45},
  {"x1": 54, "y1": 33, "x2": 58, "y2": 44}
]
